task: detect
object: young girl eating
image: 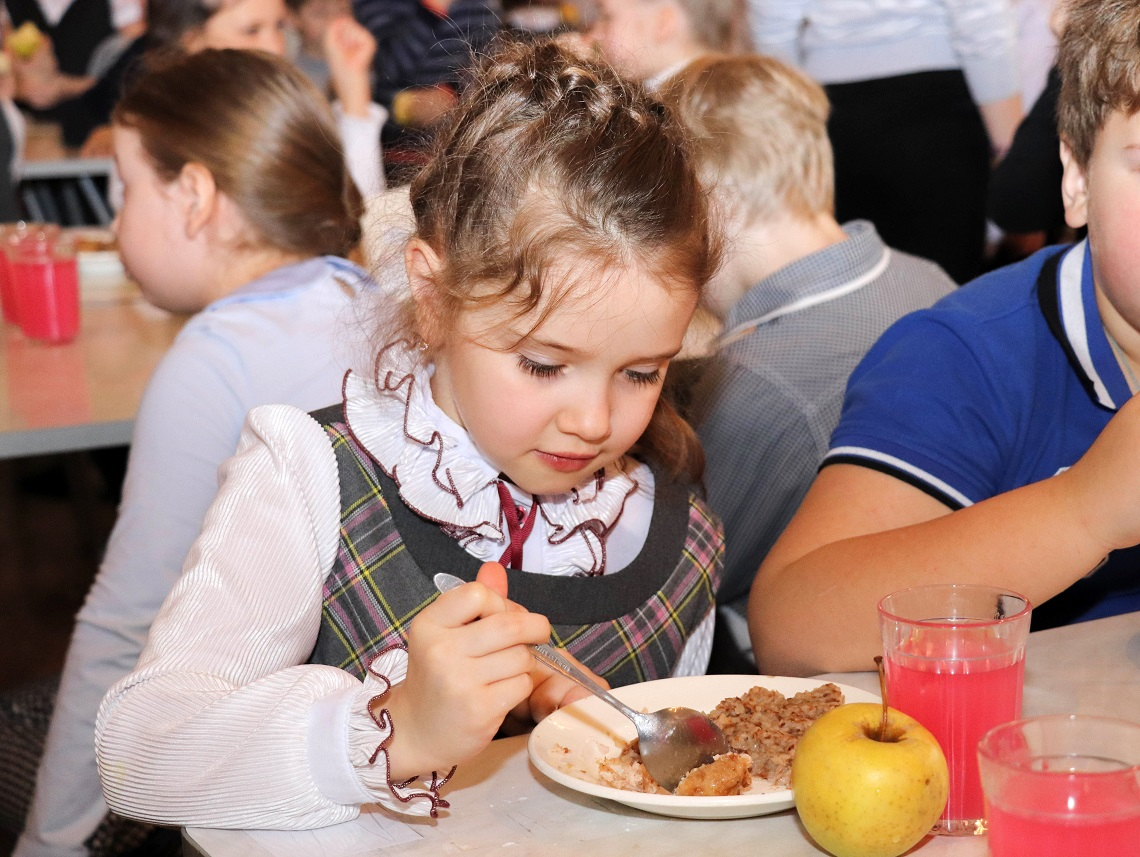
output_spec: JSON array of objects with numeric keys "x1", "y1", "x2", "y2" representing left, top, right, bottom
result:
[
  {"x1": 13, "y1": 50, "x2": 373, "y2": 857},
  {"x1": 94, "y1": 39, "x2": 724, "y2": 829}
]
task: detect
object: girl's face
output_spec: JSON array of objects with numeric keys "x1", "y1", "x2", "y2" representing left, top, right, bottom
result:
[
  {"x1": 111, "y1": 126, "x2": 205, "y2": 313},
  {"x1": 186, "y1": 0, "x2": 289, "y2": 55},
  {"x1": 427, "y1": 259, "x2": 698, "y2": 496}
]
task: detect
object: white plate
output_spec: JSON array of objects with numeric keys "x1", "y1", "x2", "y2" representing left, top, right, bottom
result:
[{"x1": 527, "y1": 674, "x2": 879, "y2": 819}]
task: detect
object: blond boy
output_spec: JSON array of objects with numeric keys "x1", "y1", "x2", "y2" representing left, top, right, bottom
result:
[
  {"x1": 664, "y1": 55, "x2": 955, "y2": 664},
  {"x1": 750, "y1": 0, "x2": 1140, "y2": 676},
  {"x1": 590, "y1": 0, "x2": 745, "y2": 87}
]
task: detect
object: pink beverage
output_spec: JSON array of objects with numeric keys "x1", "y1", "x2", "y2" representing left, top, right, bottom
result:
[
  {"x1": 879, "y1": 584, "x2": 1031, "y2": 836},
  {"x1": 986, "y1": 780, "x2": 1140, "y2": 857},
  {"x1": 885, "y1": 650, "x2": 1023, "y2": 824},
  {"x1": 978, "y1": 715, "x2": 1140, "y2": 857},
  {"x1": 0, "y1": 248, "x2": 15, "y2": 324},
  {"x1": 15, "y1": 256, "x2": 80, "y2": 343}
]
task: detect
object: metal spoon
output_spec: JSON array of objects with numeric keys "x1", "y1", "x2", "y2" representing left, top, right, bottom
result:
[{"x1": 432, "y1": 571, "x2": 731, "y2": 792}]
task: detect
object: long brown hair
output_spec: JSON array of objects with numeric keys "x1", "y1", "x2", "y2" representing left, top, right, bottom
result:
[
  {"x1": 401, "y1": 38, "x2": 720, "y2": 484},
  {"x1": 114, "y1": 49, "x2": 362, "y2": 258}
]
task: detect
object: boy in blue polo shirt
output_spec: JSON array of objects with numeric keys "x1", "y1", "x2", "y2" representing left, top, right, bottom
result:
[{"x1": 748, "y1": 0, "x2": 1140, "y2": 677}]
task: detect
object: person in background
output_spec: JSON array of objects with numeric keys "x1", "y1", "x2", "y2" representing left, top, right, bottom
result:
[
  {"x1": 352, "y1": 0, "x2": 499, "y2": 170},
  {"x1": 749, "y1": 0, "x2": 1140, "y2": 677},
  {"x1": 94, "y1": 38, "x2": 723, "y2": 830},
  {"x1": 590, "y1": 0, "x2": 747, "y2": 89},
  {"x1": 14, "y1": 0, "x2": 386, "y2": 200},
  {"x1": 0, "y1": 33, "x2": 24, "y2": 220},
  {"x1": 748, "y1": 0, "x2": 1023, "y2": 284},
  {"x1": 11, "y1": 48, "x2": 373, "y2": 857},
  {"x1": 285, "y1": 0, "x2": 348, "y2": 93},
  {"x1": 661, "y1": 54, "x2": 955, "y2": 669}
]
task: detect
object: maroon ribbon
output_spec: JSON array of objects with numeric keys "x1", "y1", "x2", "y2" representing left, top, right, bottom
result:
[{"x1": 496, "y1": 481, "x2": 537, "y2": 569}]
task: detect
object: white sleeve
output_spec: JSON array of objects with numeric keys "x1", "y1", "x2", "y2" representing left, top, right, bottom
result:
[
  {"x1": 671, "y1": 611, "x2": 714, "y2": 677},
  {"x1": 334, "y1": 101, "x2": 387, "y2": 200},
  {"x1": 110, "y1": 0, "x2": 144, "y2": 29},
  {"x1": 942, "y1": 0, "x2": 1020, "y2": 104},
  {"x1": 94, "y1": 405, "x2": 436, "y2": 828},
  {"x1": 747, "y1": 0, "x2": 810, "y2": 66}
]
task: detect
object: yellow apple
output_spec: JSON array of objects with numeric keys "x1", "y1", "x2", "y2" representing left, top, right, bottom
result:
[
  {"x1": 7, "y1": 21, "x2": 43, "y2": 60},
  {"x1": 792, "y1": 702, "x2": 948, "y2": 857}
]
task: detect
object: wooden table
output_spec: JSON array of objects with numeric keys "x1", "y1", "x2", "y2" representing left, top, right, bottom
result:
[
  {"x1": 183, "y1": 611, "x2": 1140, "y2": 857},
  {"x1": 0, "y1": 285, "x2": 185, "y2": 458}
]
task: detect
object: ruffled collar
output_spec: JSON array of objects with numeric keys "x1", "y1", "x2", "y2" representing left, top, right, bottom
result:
[{"x1": 342, "y1": 342, "x2": 645, "y2": 576}]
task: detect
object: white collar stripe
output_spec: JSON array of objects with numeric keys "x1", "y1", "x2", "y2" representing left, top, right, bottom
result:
[
  {"x1": 1057, "y1": 240, "x2": 1116, "y2": 409},
  {"x1": 826, "y1": 446, "x2": 975, "y2": 508},
  {"x1": 717, "y1": 247, "x2": 892, "y2": 350}
]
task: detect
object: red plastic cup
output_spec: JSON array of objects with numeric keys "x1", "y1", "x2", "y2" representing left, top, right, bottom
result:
[
  {"x1": 0, "y1": 224, "x2": 21, "y2": 325},
  {"x1": 12, "y1": 228, "x2": 79, "y2": 344}
]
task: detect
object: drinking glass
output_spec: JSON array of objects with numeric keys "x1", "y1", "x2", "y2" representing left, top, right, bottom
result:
[
  {"x1": 978, "y1": 714, "x2": 1140, "y2": 857},
  {"x1": 878, "y1": 583, "x2": 1031, "y2": 835},
  {"x1": 12, "y1": 227, "x2": 79, "y2": 343}
]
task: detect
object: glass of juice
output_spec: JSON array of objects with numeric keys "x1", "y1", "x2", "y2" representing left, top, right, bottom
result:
[
  {"x1": 0, "y1": 223, "x2": 20, "y2": 325},
  {"x1": 878, "y1": 584, "x2": 1031, "y2": 835},
  {"x1": 978, "y1": 714, "x2": 1140, "y2": 857},
  {"x1": 12, "y1": 227, "x2": 79, "y2": 344}
]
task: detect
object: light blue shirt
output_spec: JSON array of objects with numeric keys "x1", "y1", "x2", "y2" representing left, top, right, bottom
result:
[{"x1": 16, "y1": 256, "x2": 380, "y2": 857}]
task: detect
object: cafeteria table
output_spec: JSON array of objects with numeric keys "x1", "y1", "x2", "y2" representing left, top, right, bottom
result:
[
  {"x1": 183, "y1": 610, "x2": 1140, "y2": 857},
  {"x1": 0, "y1": 279, "x2": 185, "y2": 459}
]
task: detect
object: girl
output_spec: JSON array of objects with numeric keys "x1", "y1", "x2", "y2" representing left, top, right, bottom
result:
[
  {"x1": 94, "y1": 39, "x2": 724, "y2": 829},
  {"x1": 14, "y1": 50, "x2": 373, "y2": 857}
]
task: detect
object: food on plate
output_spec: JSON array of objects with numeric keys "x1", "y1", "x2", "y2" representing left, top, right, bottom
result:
[
  {"x1": 597, "y1": 682, "x2": 843, "y2": 796},
  {"x1": 7, "y1": 21, "x2": 43, "y2": 59},
  {"x1": 74, "y1": 232, "x2": 118, "y2": 253},
  {"x1": 792, "y1": 702, "x2": 949, "y2": 857}
]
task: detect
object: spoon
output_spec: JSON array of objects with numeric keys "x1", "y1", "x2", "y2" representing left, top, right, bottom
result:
[{"x1": 432, "y1": 571, "x2": 731, "y2": 792}]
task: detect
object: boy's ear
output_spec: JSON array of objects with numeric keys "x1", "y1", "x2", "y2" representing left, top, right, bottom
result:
[
  {"x1": 404, "y1": 237, "x2": 445, "y2": 341},
  {"x1": 1059, "y1": 139, "x2": 1090, "y2": 230},
  {"x1": 175, "y1": 162, "x2": 218, "y2": 239}
]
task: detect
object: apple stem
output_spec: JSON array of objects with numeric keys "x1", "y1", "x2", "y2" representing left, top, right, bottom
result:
[{"x1": 874, "y1": 655, "x2": 889, "y2": 741}]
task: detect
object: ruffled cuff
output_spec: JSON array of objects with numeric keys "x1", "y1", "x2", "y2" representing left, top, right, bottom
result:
[{"x1": 347, "y1": 646, "x2": 455, "y2": 818}]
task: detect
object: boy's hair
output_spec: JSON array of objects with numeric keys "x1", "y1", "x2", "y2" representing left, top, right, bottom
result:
[
  {"x1": 663, "y1": 53, "x2": 834, "y2": 224},
  {"x1": 1057, "y1": 0, "x2": 1140, "y2": 168},
  {"x1": 404, "y1": 37, "x2": 719, "y2": 482},
  {"x1": 114, "y1": 49, "x2": 363, "y2": 258}
]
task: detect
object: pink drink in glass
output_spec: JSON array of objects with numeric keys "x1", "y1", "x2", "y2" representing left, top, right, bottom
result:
[
  {"x1": 0, "y1": 245, "x2": 16, "y2": 324},
  {"x1": 979, "y1": 715, "x2": 1140, "y2": 857},
  {"x1": 879, "y1": 584, "x2": 1031, "y2": 836},
  {"x1": 885, "y1": 647, "x2": 1024, "y2": 824},
  {"x1": 14, "y1": 230, "x2": 79, "y2": 343}
]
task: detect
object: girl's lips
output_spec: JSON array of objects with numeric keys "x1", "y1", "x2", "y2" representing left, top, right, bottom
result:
[{"x1": 535, "y1": 451, "x2": 596, "y2": 472}]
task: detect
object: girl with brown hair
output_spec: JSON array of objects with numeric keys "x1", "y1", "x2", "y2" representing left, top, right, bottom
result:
[{"x1": 94, "y1": 38, "x2": 725, "y2": 830}]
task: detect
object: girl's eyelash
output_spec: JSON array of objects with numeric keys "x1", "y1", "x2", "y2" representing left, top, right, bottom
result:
[
  {"x1": 625, "y1": 368, "x2": 662, "y2": 387},
  {"x1": 517, "y1": 354, "x2": 563, "y2": 378}
]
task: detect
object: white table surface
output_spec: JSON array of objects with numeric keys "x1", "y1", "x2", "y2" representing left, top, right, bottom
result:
[{"x1": 184, "y1": 611, "x2": 1140, "y2": 857}]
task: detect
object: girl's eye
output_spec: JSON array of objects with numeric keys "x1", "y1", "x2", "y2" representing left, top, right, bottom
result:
[
  {"x1": 624, "y1": 368, "x2": 662, "y2": 387},
  {"x1": 517, "y1": 354, "x2": 564, "y2": 379}
]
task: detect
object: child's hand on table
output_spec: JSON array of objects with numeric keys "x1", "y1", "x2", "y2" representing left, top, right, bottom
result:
[{"x1": 383, "y1": 562, "x2": 551, "y2": 778}]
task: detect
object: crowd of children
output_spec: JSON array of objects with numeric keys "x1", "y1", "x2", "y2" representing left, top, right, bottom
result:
[{"x1": 0, "y1": 0, "x2": 1137, "y2": 853}]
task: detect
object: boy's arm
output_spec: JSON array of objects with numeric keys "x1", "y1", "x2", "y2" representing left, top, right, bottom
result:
[{"x1": 749, "y1": 420, "x2": 1132, "y2": 676}]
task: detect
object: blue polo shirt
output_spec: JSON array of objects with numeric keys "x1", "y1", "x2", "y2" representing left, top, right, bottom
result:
[{"x1": 825, "y1": 240, "x2": 1140, "y2": 628}]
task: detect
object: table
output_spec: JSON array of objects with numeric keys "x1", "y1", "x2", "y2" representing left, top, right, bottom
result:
[
  {"x1": 0, "y1": 288, "x2": 185, "y2": 458},
  {"x1": 183, "y1": 611, "x2": 1140, "y2": 857}
]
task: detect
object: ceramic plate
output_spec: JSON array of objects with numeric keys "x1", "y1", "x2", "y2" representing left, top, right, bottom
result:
[{"x1": 527, "y1": 674, "x2": 879, "y2": 819}]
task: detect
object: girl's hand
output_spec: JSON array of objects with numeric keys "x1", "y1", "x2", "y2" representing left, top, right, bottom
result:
[
  {"x1": 503, "y1": 649, "x2": 605, "y2": 732},
  {"x1": 324, "y1": 16, "x2": 374, "y2": 118},
  {"x1": 382, "y1": 563, "x2": 551, "y2": 778}
]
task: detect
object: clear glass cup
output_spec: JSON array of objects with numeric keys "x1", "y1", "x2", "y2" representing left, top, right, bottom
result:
[
  {"x1": 978, "y1": 714, "x2": 1140, "y2": 857},
  {"x1": 878, "y1": 583, "x2": 1031, "y2": 835}
]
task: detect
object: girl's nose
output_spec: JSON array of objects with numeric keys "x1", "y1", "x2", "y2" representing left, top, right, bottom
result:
[{"x1": 559, "y1": 386, "x2": 611, "y2": 443}]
